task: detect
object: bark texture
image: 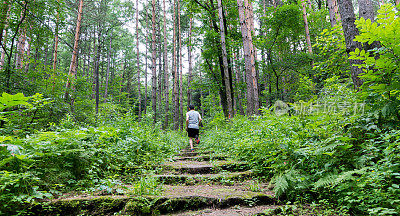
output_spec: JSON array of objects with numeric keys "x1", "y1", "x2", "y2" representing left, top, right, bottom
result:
[
  {"x1": 136, "y1": 0, "x2": 142, "y2": 120},
  {"x1": 327, "y1": 0, "x2": 338, "y2": 27},
  {"x1": 65, "y1": 0, "x2": 84, "y2": 99},
  {"x1": 237, "y1": 0, "x2": 259, "y2": 116},
  {"x1": 302, "y1": 1, "x2": 313, "y2": 55},
  {"x1": 151, "y1": 0, "x2": 158, "y2": 123},
  {"x1": 162, "y1": 0, "x2": 170, "y2": 129},
  {"x1": 217, "y1": 0, "x2": 233, "y2": 118},
  {"x1": 178, "y1": 0, "x2": 183, "y2": 129},
  {"x1": 53, "y1": 0, "x2": 60, "y2": 72},
  {"x1": 187, "y1": 17, "x2": 193, "y2": 105},
  {"x1": 173, "y1": 0, "x2": 179, "y2": 130},
  {"x1": 358, "y1": 0, "x2": 374, "y2": 22},
  {"x1": 337, "y1": 0, "x2": 364, "y2": 89}
]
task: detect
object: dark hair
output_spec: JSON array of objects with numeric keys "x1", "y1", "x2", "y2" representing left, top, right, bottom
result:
[{"x1": 188, "y1": 105, "x2": 195, "y2": 110}]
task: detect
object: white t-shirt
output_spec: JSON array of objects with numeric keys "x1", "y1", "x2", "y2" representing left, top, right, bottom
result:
[{"x1": 186, "y1": 110, "x2": 202, "y2": 129}]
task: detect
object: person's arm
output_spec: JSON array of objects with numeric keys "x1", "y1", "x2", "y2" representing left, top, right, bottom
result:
[
  {"x1": 198, "y1": 113, "x2": 202, "y2": 124},
  {"x1": 186, "y1": 112, "x2": 189, "y2": 130}
]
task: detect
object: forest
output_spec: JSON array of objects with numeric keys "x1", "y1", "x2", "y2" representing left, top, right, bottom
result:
[{"x1": 0, "y1": 0, "x2": 399, "y2": 215}]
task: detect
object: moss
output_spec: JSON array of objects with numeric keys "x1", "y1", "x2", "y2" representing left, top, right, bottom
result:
[
  {"x1": 29, "y1": 197, "x2": 128, "y2": 216},
  {"x1": 155, "y1": 196, "x2": 213, "y2": 214},
  {"x1": 123, "y1": 198, "x2": 153, "y2": 216}
]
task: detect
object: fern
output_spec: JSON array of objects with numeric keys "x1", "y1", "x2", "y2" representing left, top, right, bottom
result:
[
  {"x1": 314, "y1": 168, "x2": 368, "y2": 189},
  {"x1": 273, "y1": 173, "x2": 289, "y2": 197},
  {"x1": 272, "y1": 169, "x2": 303, "y2": 197}
]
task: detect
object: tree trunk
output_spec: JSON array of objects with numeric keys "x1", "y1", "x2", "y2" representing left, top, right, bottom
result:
[
  {"x1": 234, "y1": 50, "x2": 245, "y2": 115},
  {"x1": 151, "y1": 0, "x2": 158, "y2": 123},
  {"x1": 136, "y1": 0, "x2": 142, "y2": 120},
  {"x1": 65, "y1": 0, "x2": 84, "y2": 100},
  {"x1": 237, "y1": 0, "x2": 258, "y2": 116},
  {"x1": 145, "y1": 20, "x2": 149, "y2": 114},
  {"x1": 16, "y1": 28, "x2": 26, "y2": 70},
  {"x1": 0, "y1": 0, "x2": 10, "y2": 46},
  {"x1": 337, "y1": 0, "x2": 364, "y2": 89},
  {"x1": 163, "y1": 0, "x2": 170, "y2": 129},
  {"x1": 178, "y1": 0, "x2": 184, "y2": 129},
  {"x1": 157, "y1": 32, "x2": 163, "y2": 120},
  {"x1": 104, "y1": 32, "x2": 112, "y2": 101},
  {"x1": 94, "y1": 33, "x2": 102, "y2": 115},
  {"x1": 187, "y1": 17, "x2": 193, "y2": 105},
  {"x1": 396, "y1": 0, "x2": 399, "y2": 6},
  {"x1": 0, "y1": 2, "x2": 10, "y2": 70},
  {"x1": 24, "y1": 30, "x2": 32, "y2": 74},
  {"x1": 302, "y1": 1, "x2": 313, "y2": 55},
  {"x1": 53, "y1": 0, "x2": 60, "y2": 72},
  {"x1": 0, "y1": 28, "x2": 6, "y2": 69},
  {"x1": 217, "y1": 0, "x2": 234, "y2": 118},
  {"x1": 199, "y1": 69, "x2": 204, "y2": 117},
  {"x1": 244, "y1": 0, "x2": 261, "y2": 112},
  {"x1": 327, "y1": 0, "x2": 339, "y2": 27},
  {"x1": 173, "y1": 0, "x2": 179, "y2": 130},
  {"x1": 358, "y1": 0, "x2": 374, "y2": 22}
]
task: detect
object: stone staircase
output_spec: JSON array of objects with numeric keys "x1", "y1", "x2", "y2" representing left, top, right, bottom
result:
[{"x1": 32, "y1": 144, "x2": 280, "y2": 215}]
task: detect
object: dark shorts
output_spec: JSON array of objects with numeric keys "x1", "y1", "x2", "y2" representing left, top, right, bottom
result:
[{"x1": 187, "y1": 128, "x2": 199, "y2": 138}]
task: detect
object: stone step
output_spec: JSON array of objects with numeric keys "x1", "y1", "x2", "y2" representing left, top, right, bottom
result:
[
  {"x1": 154, "y1": 170, "x2": 253, "y2": 185},
  {"x1": 173, "y1": 154, "x2": 227, "y2": 162},
  {"x1": 163, "y1": 205, "x2": 281, "y2": 216},
  {"x1": 160, "y1": 160, "x2": 250, "y2": 174},
  {"x1": 32, "y1": 185, "x2": 276, "y2": 215},
  {"x1": 177, "y1": 151, "x2": 213, "y2": 157}
]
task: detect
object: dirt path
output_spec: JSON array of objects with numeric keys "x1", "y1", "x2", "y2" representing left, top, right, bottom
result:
[
  {"x1": 154, "y1": 144, "x2": 278, "y2": 216},
  {"x1": 31, "y1": 144, "x2": 282, "y2": 215}
]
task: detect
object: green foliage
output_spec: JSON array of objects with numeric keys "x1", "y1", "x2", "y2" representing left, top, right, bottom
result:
[
  {"x1": 0, "y1": 92, "x2": 52, "y2": 135},
  {"x1": 313, "y1": 26, "x2": 350, "y2": 85},
  {"x1": 201, "y1": 78, "x2": 399, "y2": 215},
  {"x1": 0, "y1": 114, "x2": 186, "y2": 215},
  {"x1": 350, "y1": 4, "x2": 400, "y2": 122}
]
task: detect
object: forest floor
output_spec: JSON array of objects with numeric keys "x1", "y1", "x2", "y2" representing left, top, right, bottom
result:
[{"x1": 31, "y1": 143, "x2": 339, "y2": 215}]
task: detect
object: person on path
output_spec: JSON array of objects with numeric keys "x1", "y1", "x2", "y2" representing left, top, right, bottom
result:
[{"x1": 186, "y1": 105, "x2": 202, "y2": 151}]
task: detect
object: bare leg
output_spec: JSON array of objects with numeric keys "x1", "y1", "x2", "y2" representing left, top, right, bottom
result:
[{"x1": 189, "y1": 137, "x2": 194, "y2": 150}]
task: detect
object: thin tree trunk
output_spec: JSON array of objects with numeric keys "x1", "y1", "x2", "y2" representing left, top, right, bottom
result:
[
  {"x1": 0, "y1": 0, "x2": 10, "y2": 46},
  {"x1": 119, "y1": 60, "x2": 126, "y2": 102},
  {"x1": 24, "y1": 29, "x2": 32, "y2": 74},
  {"x1": 53, "y1": 0, "x2": 60, "y2": 72},
  {"x1": 302, "y1": 1, "x2": 313, "y2": 55},
  {"x1": 157, "y1": 0, "x2": 163, "y2": 117},
  {"x1": 217, "y1": 0, "x2": 233, "y2": 118},
  {"x1": 145, "y1": 20, "x2": 149, "y2": 114},
  {"x1": 104, "y1": 32, "x2": 112, "y2": 101},
  {"x1": 151, "y1": 0, "x2": 157, "y2": 123},
  {"x1": 0, "y1": 28, "x2": 6, "y2": 69},
  {"x1": 16, "y1": 27, "x2": 26, "y2": 70},
  {"x1": 234, "y1": 50, "x2": 245, "y2": 115},
  {"x1": 94, "y1": 31, "x2": 102, "y2": 115},
  {"x1": 157, "y1": 37, "x2": 163, "y2": 120},
  {"x1": 178, "y1": 0, "x2": 184, "y2": 129},
  {"x1": 337, "y1": 0, "x2": 364, "y2": 89},
  {"x1": 65, "y1": 0, "x2": 84, "y2": 99},
  {"x1": 187, "y1": 17, "x2": 193, "y2": 105},
  {"x1": 173, "y1": 0, "x2": 179, "y2": 130},
  {"x1": 136, "y1": 0, "x2": 142, "y2": 120},
  {"x1": 199, "y1": 64, "x2": 204, "y2": 117},
  {"x1": 163, "y1": 0, "x2": 170, "y2": 129}
]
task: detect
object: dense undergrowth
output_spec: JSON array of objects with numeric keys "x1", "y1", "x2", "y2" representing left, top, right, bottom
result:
[
  {"x1": 0, "y1": 113, "x2": 186, "y2": 215},
  {"x1": 202, "y1": 80, "x2": 400, "y2": 215}
]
